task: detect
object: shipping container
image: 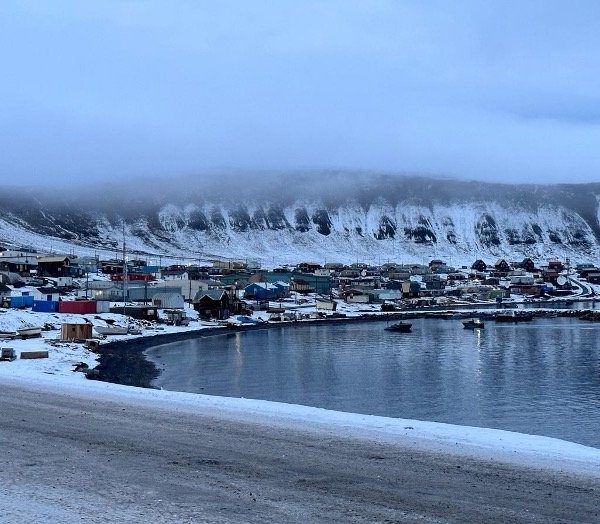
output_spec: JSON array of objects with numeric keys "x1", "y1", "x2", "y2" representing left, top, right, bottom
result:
[
  {"x1": 58, "y1": 300, "x2": 97, "y2": 315},
  {"x1": 10, "y1": 296, "x2": 34, "y2": 308},
  {"x1": 32, "y1": 300, "x2": 59, "y2": 313},
  {"x1": 96, "y1": 300, "x2": 111, "y2": 313},
  {"x1": 152, "y1": 292, "x2": 185, "y2": 309}
]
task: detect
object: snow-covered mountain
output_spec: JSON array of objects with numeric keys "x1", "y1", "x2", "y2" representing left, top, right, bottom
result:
[{"x1": 2, "y1": 174, "x2": 600, "y2": 266}]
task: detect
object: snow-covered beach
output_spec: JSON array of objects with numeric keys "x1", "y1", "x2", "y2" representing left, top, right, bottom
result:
[
  {"x1": 0, "y1": 305, "x2": 599, "y2": 480},
  {"x1": 2, "y1": 375, "x2": 598, "y2": 523}
]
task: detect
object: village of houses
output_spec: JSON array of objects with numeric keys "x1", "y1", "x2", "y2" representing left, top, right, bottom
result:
[{"x1": 0, "y1": 246, "x2": 598, "y2": 377}]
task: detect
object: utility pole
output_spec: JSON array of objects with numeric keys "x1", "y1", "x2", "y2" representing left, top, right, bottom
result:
[{"x1": 122, "y1": 223, "x2": 128, "y2": 317}]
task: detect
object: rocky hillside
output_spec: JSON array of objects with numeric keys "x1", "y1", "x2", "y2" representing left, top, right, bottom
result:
[{"x1": 2, "y1": 174, "x2": 600, "y2": 265}]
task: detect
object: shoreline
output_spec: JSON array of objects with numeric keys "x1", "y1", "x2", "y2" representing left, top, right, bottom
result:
[
  {"x1": 4, "y1": 372, "x2": 600, "y2": 479},
  {"x1": 92, "y1": 306, "x2": 598, "y2": 388},
  {"x1": 2, "y1": 312, "x2": 600, "y2": 487}
]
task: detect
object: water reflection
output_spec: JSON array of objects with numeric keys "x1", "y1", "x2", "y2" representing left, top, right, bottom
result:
[{"x1": 147, "y1": 318, "x2": 600, "y2": 447}]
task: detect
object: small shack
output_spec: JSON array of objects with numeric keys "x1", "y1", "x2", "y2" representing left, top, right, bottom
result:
[
  {"x1": 193, "y1": 289, "x2": 231, "y2": 319},
  {"x1": 61, "y1": 323, "x2": 93, "y2": 341},
  {"x1": 109, "y1": 305, "x2": 158, "y2": 321},
  {"x1": 34, "y1": 286, "x2": 60, "y2": 302}
]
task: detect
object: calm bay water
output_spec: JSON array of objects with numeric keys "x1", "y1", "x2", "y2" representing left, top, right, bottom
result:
[{"x1": 146, "y1": 318, "x2": 600, "y2": 447}]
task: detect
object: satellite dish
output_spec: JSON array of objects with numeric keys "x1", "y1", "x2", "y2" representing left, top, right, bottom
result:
[{"x1": 557, "y1": 276, "x2": 567, "y2": 286}]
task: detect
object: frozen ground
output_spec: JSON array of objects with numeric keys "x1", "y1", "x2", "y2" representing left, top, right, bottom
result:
[
  {"x1": 1, "y1": 377, "x2": 599, "y2": 523},
  {"x1": 0, "y1": 309, "x2": 599, "y2": 479},
  {"x1": 0, "y1": 304, "x2": 599, "y2": 520}
]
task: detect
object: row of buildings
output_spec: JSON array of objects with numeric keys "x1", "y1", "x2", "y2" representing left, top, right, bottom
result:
[{"x1": 0, "y1": 248, "x2": 592, "y2": 321}]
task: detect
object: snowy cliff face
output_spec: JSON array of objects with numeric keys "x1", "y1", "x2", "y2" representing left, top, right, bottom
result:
[{"x1": 1, "y1": 175, "x2": 600, "y2": 265}]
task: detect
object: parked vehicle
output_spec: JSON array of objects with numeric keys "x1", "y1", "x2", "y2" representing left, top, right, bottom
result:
[{"x1": 0, "y1": 348, "x2": 16, "y2": 361}]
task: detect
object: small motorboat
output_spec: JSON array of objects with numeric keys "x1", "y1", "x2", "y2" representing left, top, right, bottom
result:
[
  {"x1": 94, "y1": 326, "x2": 129, "y2": 336},
  {"x1": 494, "y1": 311, "x2": 534, "y2": 322},
  {"x1": 463, "y1": 318, "x2": 484, "y2": 329},
  {"x1": 385, "y1": 322, "x2": 412, "y2": 333},
  {"x1": 17, "y1": 326, "x2": 42, "y2": 338}
]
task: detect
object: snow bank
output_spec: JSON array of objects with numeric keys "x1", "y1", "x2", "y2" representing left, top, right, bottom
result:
[{"x1": 1, "y1": 366, "x2": 599, "y2": 479}]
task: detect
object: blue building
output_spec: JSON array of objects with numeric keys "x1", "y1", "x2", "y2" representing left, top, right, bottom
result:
[{"x1": 244, "y1": 282, "x2": 287, "y2": 301}]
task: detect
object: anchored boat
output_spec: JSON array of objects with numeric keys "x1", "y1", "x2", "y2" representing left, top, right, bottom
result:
[
  {"x1": 494, "y1": 311, "x2": 534, "y2": 322},
  {"x1": 463, "y1": 318, "x2": 484, "y2": 329},
  {"x1": 384, "y1": 321, "x2": 412, "y2": 333}
]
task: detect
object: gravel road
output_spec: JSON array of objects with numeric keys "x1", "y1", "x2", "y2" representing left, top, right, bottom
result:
[{"x1": 0, "y1": 381, "x2": 598, "y2": 523}]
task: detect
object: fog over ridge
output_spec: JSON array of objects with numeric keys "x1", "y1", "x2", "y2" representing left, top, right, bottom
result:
[{"x1": 2, "y1": 1, "x2": 600, "y2": 185}]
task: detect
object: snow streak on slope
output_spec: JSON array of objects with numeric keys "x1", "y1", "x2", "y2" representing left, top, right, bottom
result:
[{"x1": 141, "y1": 200, "x2": 597, "y2": 265}]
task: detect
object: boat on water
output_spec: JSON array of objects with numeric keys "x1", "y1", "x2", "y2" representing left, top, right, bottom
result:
[
  {"x1": 17, "y1": 327, "x2": 42, "y2": 338},
  {"x1": 384, "y1": 322, "x2": 412, "y2": 333},
  {"x1": 463, "y1": 318, "x2": 484, "y2": 329},
  {"x1": 494, "y1": 311, "x2": 534, "y2": 322}
]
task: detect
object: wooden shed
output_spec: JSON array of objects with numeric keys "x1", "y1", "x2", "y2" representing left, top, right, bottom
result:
[{"x1": 61, "y1": 323, "x2": 93, "y2": 341}]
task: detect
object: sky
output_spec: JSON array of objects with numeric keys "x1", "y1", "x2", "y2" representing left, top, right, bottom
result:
[{"x1": 1, "y1": 0, "x2": 599, "y2": 186}]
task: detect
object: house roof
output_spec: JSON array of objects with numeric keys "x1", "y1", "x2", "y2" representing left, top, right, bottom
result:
[
  {"x1": 36, "y1": 286, "x2": 60, "y2": 294},
  {"x1": 0, "y1": 257, "x2": 38, "y2": 266},
  {"x1": 194, "y1": 289, "x2": 227, "y2": 302},
  {"x1": 152, "y1": 292, "x2": 183, "y2": 299},
  {"x1": 245, "y1": 282, "x2": 278, "y2": 290},
  {"x1": 196, "y1": 279, "x2": 224, "y2": 287},
  {"x1": 37, "y1": 256, "x2": 70, "y2": 263},
  {"x1": 291, "y1": 278, "x2": 310, "y2": 285}
]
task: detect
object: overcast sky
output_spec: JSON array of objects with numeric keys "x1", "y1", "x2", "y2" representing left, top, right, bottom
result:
[{"x1": 1, "y1": 0, "x2": 599, "y2": 186}]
